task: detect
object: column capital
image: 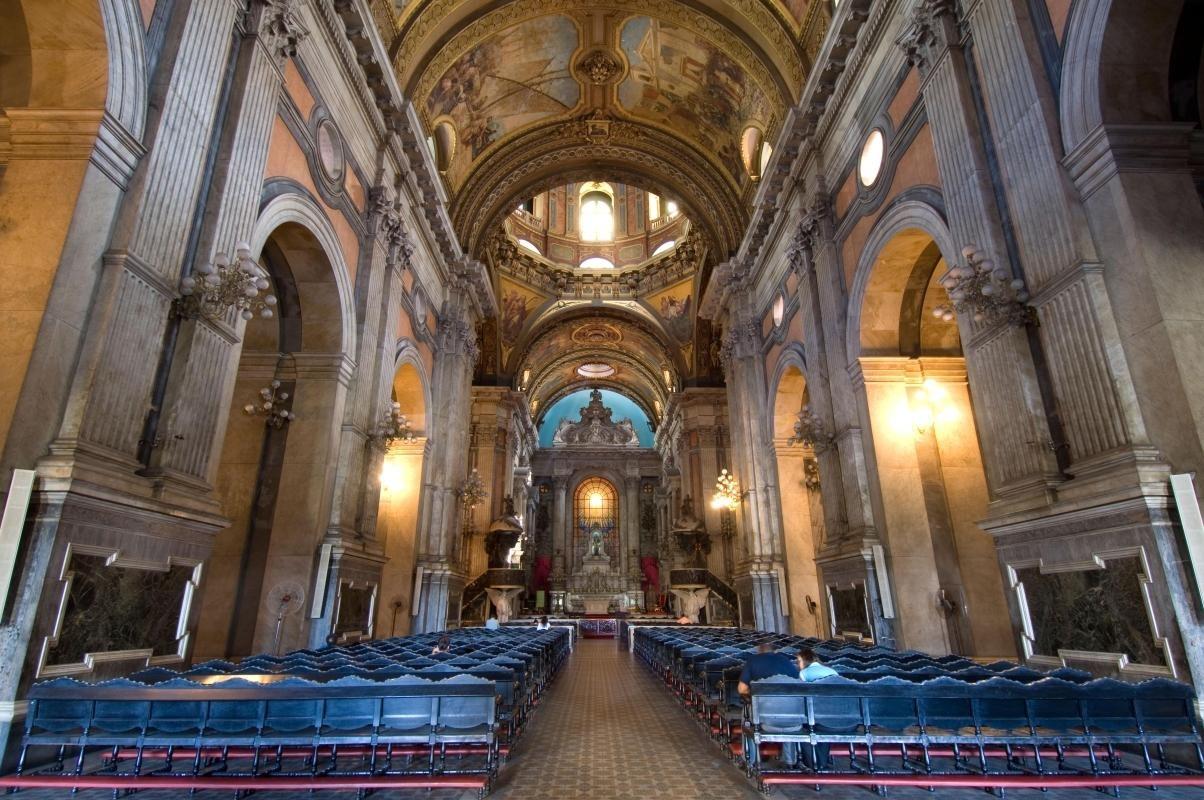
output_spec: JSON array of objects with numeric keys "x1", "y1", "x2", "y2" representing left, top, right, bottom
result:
[
  {"x1": 719, "y1": 314, "x2": 762, "y2": 370},
  {"x1": 252, "y1": 0, "x2": 310, "y2": 61},
  {"x1": 895, "y1": 0, "x2": 960, "y2": 75}
]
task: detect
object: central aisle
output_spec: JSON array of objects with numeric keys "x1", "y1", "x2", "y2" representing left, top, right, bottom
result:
[{"x1": 490, "y1": 639, "x2": 759, "y2": 799}]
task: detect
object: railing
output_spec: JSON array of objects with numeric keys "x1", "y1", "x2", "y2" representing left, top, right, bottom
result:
[{"x1": 704, "y1": 571, "x2": 739, "y2": 614}]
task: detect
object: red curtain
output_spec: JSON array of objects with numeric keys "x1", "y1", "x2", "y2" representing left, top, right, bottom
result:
[
  {"x1": 532, "y1": 555, "x2": 552, "y2": 591},
  {"x1": 640, "y1": 556, "x2": 660, "y2": 592}
]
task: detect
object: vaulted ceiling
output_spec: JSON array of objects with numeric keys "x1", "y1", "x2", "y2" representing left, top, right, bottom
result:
[
  {"x1": 384, "y1": 0, "x2": 829, "y2": 259},
  {"x1": 376, "y1": 0, "x2": 830, "y2": 425}
]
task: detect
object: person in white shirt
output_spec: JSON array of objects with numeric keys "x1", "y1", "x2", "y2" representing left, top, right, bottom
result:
[{"x1": 536, "y1": 616, "x2": 551, "y2": 631}]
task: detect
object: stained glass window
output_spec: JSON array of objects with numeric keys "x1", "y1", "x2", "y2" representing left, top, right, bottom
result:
[{"x1": 574, "y1": 477, "x2": 618, "y2": 563}]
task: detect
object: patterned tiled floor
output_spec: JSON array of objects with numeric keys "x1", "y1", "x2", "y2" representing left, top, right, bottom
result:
[{"x1": 9, "y1": 641, "x2": 1204, "y2": 798}]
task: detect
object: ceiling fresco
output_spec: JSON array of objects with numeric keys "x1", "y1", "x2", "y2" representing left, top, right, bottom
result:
[
  {"x1": 618, "y1": 17, "x2": 772, "y2": 184},
  {"x1": 378, "y1": 0, "x2": 825, "y2": 407},
  {"x1": 425, "y1": 15, "x2": 581, "y2": 188},
  {"x1": 390, "y1": 0, "x2": 815, "y2": 238}
]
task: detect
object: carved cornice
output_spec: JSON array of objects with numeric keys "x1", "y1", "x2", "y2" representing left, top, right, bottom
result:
[
  {"x1": 718, "y1": 315, "x2": 761, "y2": 369},
  {"x1": 257, "y1": 0, "x2": 310, "y2": 59},
  {"x1": 489, "y1": 228, "x2": 706, "y2": 300},
  {"x1": 325, "y1": 0, "x2": 463, "y2": 270},
  {"x1": 436, "y1": 308, "x2": 479, "y2": 361}
]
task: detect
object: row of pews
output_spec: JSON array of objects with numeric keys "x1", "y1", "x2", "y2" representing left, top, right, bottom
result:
[
  {"x1": 635, "y1": 626, "x2": 1204, "y2": 793},
  {"x1": 1, "y1": 627, "x2": 571, "y2": 797}
]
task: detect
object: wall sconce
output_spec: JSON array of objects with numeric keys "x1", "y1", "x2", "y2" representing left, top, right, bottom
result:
[
  {"x1": 460, "y1": 468, "x2": 487, "y2": 510},
  {"x1": 787, "y1": 404, "x2": 832, "y2": 450},
  {"x1": 910, "y1": 379, "x2": 952, "y2": 436},
  {"x1": 370, "y1": 401, "x2": 414, "y2": 448},
  {"x1": 933, "y1": 244, "x2": 1033, "y2": 326},
  {"x1": 178, "y1": 242, "x2": 277, "y2": 322},
  {"x1": 380, "y1": 459, "x2": 403, "y2": 492}
]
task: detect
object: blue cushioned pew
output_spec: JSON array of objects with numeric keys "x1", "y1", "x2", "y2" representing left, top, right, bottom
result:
[
  {"x1": 2, "y1": 627, "x2": 570, "y2": 797},
  {"x1": 634, "y1": 626, "x2": 1204, "y2": 793}
]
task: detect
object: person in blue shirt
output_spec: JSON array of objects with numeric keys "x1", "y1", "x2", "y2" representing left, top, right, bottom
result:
[
  {"x1": 795, "y1": 647, "x2": 839, "y2": 769},
  {"x1": 484, "y1": 616, "x2": 500, "y2": 630},
  {"x1": 737, "y1": 643, "x2": 798, "y2": 697},
  {"x1": 738, "y1": 644, "x2": 805, "y2": 768},
  {"x1": 796, "y1": 647, "x2": 839, "y2": 682}
]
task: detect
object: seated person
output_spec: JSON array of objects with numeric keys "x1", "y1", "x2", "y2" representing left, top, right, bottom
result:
[
  {"x1": 737, "y1": 643, "x2": 798, "y2": 698},
  {"x1": 431, "y1": 634, "x2": 451, "y2": 654},
  {"x1": 795, "y1": 647, "x2": 840, "y2": 769},
  {"x1": 738, "y1": 643, "x2": 804, "y2": 767},
  {"x1": 796, "y1": 647, "x2": 838, "y2": 681},
  {"x1": 536, "y1": 615, "x2": 552, "y2": 631},
  {"x1": 484, "y1": 615, "x2": 500, "y2": 630},
  {"x1": 676, "y1": 615, "x2": 693, "y2": 625}
]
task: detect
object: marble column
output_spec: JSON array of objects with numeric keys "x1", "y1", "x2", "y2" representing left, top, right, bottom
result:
[
  {"x1": 551, "y1": 477, "x2": 569, "y2": 586},
  {"x1": 897, "y1": 0, "x2": 1060, "y2": 508},
  {"x1": 412, "y1": 268, "x2": 484, "y2": 632},
  {"x1": 720, "y1": 296, "x2": 787, "y2": 631}
]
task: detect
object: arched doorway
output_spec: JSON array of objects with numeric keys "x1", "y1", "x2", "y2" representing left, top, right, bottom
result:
[
  {"x1": 853, "y1": 225, "x2": 1014, "y2": 659},
  {"x1": 374, "y1": 352, "x2": 429, "y2": 638},
  {"x1": 193, "y1": 220, "x2": 352, "y2": 659},
  {"x1": 771, "y1": 361, "x2": 824, "y2": 637}
]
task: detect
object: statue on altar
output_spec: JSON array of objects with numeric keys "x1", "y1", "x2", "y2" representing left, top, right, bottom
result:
[{"x1": 588, "y1": 523, "x2": 607, "y2": 558}]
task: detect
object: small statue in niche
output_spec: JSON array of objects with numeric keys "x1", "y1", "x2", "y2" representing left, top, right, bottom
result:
[{"x1": 588, "y1": 524, "x2": 607, "y2": 557}]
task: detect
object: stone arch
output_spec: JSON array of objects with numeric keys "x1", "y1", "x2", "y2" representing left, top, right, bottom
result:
[
  {"x1": 1060, "y1": 0, "x2": 1191, "y2": 153},
  {"x1": 250, "y1": 192, "x2": 357, "y2": 359},
  {"x1": 768, "y1": 344, "x2": 810, "y2": 441},
  {"x1": 845, "y1": 199, "x2": 959, "y2": 361},
  {"x1": 393, "y1": 339, "x2": 432, "y2": 437},
  {"x1": 0, "y1": 0, "x2": 146, "y2": 139}
]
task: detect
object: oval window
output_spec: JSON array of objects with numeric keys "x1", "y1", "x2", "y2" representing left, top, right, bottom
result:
[
  {"x1": 858, "y1": 129, "x2": 885, "y2": 187},
  {"x1": 316, "y1": 119, "x2": 345, "y2": 182}
]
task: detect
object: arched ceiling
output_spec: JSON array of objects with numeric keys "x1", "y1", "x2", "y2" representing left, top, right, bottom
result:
[
  {"x1": 515, "y1": 308, "x2": 681, "y2": 426},
  {"x1": 385, "y1": 0, "x2": 824, "y2": 259}
]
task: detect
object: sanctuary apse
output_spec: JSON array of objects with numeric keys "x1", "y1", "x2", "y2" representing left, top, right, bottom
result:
[{"x1": 1, "y1": 0, "x2": 1204, "y2": 764}]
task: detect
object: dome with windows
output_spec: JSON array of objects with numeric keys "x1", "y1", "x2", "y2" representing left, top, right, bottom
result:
[{"x1": 506, "y1": 181, "x2": 685, "y2": 270}]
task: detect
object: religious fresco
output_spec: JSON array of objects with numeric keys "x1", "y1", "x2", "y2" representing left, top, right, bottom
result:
[
  {"x1": 647, "y1": 278, "x2": 694, "y2": 342},
  {"x1": 498, "y1": 278, "x2": 545, "y2": 348},
  {"x1": 618, "y1": 17, "x2": 772, "y2": 184},
  {"x1": 426, "y1": 15, "x2": 581, "y2": 188}
]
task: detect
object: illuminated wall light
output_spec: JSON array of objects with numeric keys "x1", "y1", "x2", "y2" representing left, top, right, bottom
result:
[
  {"x1": 380, "y1": 459, "x2": 404, "y2": 492},
  {"x1": 910, "y1": 380, "x2": 956, "y2": 436}
]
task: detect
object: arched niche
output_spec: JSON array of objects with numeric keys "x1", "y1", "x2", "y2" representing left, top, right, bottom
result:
[{"x1": 846, "y1": 207, "x2": 1015, "y2": 661}]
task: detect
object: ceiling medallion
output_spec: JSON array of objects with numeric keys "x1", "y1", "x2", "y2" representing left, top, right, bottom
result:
[
  {"x1": 575, "y1": 49, "x2": 623, "y2": 86},
  {"x1": 577, "y1": 363, "x2": 616, "y2": 378},
  {"x1": 571, "y1": 322, "x2": 623, "y2": 345}
]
